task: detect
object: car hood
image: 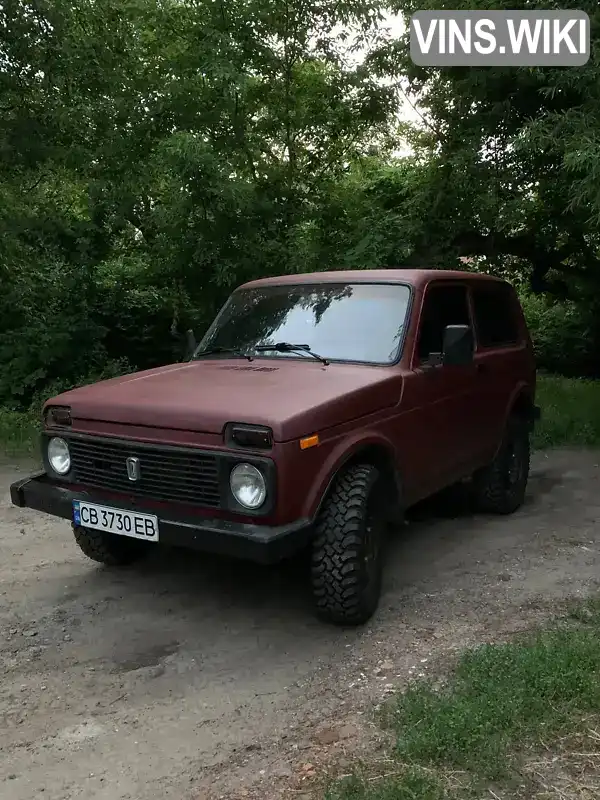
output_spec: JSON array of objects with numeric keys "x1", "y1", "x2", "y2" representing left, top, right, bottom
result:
[{"x1": 49, "y1": 359, "x2": 403, "y2": 442}]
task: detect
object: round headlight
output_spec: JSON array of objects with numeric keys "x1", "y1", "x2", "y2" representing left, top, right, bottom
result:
[
  {"x1": 47, "y1": 437, "x2": 71, "y2": 475},
  {"x1": 230, "y1": 463, "x2": 266, "y2": 509}
]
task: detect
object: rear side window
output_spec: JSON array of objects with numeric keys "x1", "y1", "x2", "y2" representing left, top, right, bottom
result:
[{"x1": 471, "y1": 283, "x2": 520, "y2": 348}]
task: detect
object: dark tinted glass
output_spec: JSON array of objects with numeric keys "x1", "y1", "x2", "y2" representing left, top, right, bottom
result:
[
  {"x1": 197, "y1": 282, "x2": 411, "y2": 364},
  {"x1": 417, "y1": 284, "x2": 471, "y2": 362},
  {"x1": 472, "y1": 283, "x2": 519, "y2": 347}
]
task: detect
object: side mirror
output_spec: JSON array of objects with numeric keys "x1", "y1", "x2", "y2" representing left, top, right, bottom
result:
[
  {"x1": 185, "y1": 329, "x2": 197, "y2": 360},
  {"x1": 442, "y1": 324, "x2": 473, "y2": 366}
]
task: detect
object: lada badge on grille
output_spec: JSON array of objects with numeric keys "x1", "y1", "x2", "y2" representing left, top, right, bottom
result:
[{"x1": 126, "y1": 456, "x2": 141, "y2": 481}]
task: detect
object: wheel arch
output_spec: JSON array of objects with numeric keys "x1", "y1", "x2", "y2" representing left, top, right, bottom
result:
[
  {"x1": 308, "y1": 437, "x2": 403, "y2": 523},
  {"x1": 510, "y1": 388, "x2": 535, "y2": 418},
  {"x1": 507, "y1": 383, "x2": 538, "y2": 429},
  {"x1": 487, "y1": 383, "x2": 537, "y2": 462}
]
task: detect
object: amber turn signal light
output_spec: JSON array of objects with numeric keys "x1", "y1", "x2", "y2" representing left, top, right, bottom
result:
[{"x1": 300, "y1": 434, "x2": 319, "y2": 450}]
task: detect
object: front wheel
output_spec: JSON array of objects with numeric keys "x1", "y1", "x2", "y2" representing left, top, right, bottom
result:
[
  {"x1": 72, "y1": 524, "x2": 150, "y2": 566},
  {"x1": 310, "y1": 464, "x2": 386, "y2": 626},
  {"x1": 471, "y1": 416, "x2": 530, "y2": 515}
]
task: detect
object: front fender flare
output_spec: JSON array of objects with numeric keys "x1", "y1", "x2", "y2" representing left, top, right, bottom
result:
[{"x1": 303, "y1": 431, "x2": 401, "y2": 521}]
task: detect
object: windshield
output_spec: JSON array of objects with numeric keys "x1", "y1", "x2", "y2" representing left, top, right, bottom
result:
[{"x1": 196, "y1": 282, "x2": 411, "y2": 365}]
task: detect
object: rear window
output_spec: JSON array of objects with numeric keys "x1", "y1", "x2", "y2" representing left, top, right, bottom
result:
[{"x1": 471, "y1": 283, "x2": 520, "y2": 348}]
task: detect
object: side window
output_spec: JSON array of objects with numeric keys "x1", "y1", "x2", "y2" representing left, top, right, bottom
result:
[
  {"x1": 472, "y1": 283, "x2": 519, "y2": 348},
  {"x1": 416, "y1": 284, "x2": 471, "y2": 364}
]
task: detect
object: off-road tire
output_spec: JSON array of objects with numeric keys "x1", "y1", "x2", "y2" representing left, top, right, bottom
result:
[
  {"x1": 471, "y1": 415, "x2": 530, "y2": 515},
  {"x1": 72, "y1": 524, "x2": 149, "y2": 566},
  {"x1": 311, "y1": 464, "x2": 385, "y2": 626}
]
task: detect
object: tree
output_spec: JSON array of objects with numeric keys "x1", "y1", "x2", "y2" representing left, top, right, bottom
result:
[
  {"x1": 0, "y1": 0, "x2": 399, "y2": 405},
  {"x1": 371, "y1": 0, "x2": 600, "y2": 301}
]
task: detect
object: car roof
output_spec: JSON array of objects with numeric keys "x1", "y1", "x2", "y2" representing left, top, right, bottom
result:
[{"x1": 239, "y1": 268, "x2": 506, "y2": 290}]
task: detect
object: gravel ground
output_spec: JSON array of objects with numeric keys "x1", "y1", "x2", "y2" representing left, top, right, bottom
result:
[{"x1": 1, "y1": 448, "x2": 599, "y2": 800}]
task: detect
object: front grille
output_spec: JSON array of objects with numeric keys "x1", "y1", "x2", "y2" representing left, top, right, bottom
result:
[{"x1": 69, "y1": 437, "x2": 221, "y2": 508}]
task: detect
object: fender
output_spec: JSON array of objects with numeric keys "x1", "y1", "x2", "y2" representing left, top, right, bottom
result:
[{"x1": 302, "y1": 430, "x2": 401, "y2": 521}]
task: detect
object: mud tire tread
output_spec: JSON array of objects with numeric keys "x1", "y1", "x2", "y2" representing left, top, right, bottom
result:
[
  {"x1": 72, "y1": 524, "x2": 148, "y2": 566},
  {"x1": 471, "y1": 416, "x2": 530, "y2": 515},
  {"x1": 311, "y1": 464, "x2": 383, "y2": 626}
]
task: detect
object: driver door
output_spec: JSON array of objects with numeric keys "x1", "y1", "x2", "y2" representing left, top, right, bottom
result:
[{"x1": 405, "y1": 282, "x2": 482, "y2": 494}]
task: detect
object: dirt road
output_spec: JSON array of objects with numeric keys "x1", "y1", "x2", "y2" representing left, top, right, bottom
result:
[{"x1": 1, "y1": 449, "x2": 599, "y2": 800}]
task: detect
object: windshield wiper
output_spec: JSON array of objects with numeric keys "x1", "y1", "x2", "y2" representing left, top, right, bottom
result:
[
  {"x1": 255, "y1": 342, "x2": 329, "y2": 366},
  {"x1": 193, "y1": 347, "x2": 253, "y2": 362}
]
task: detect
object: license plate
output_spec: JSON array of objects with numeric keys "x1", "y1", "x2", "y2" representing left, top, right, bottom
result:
[{"x1": 73, "y1": 501, "x2": 159, "y2": 542}]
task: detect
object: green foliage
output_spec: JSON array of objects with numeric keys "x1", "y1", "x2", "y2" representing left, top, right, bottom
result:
[
  {"x1": 520, "y1": 292, "x2": 595, "y2": 378},
  {"x1": 327, "y1": 596, "x2": 600, "y2": 799},
  {"x1": 0, "y1": 0, "x2": 397, "y2": 408},
  {"x1": 3, "y1": 0, "x2": 600, "y2": 405},
  {"x1": 371, "y1": 1, "x2": 600, "y2": 328},
  {"x1": 389, "y1": 629, "x2": 600, "y2": 779},
  {"x1": 325, "y1": 768, "x2": 446, "y2": 800},
  {"x1": 533, "y1": 375, "x2": 600, "y2": 449},
  {"x1": 0, "y1": 409, "x2": 39, "y2": 458}
]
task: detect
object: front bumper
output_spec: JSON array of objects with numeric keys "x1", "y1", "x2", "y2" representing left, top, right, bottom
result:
[{"x1": 10, "y1": 473, "x2": 312, "y2": 565}]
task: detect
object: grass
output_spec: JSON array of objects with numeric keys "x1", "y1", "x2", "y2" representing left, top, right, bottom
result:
[
  {"x1": 0, "y1": 408, "x2": 39, "y2": 458},
  {"x1": 326, "y1": 599, "x2": 600, "y2": 800},
  {"x1": 326, "y1": 769, "x2": 447, "y2": 800},
  {"x1": 533, "y1": 374, "x2": 600, "y2": 449},
  {"x1": 390, "y1": 630, "x2": 600, "y2": 778}
]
